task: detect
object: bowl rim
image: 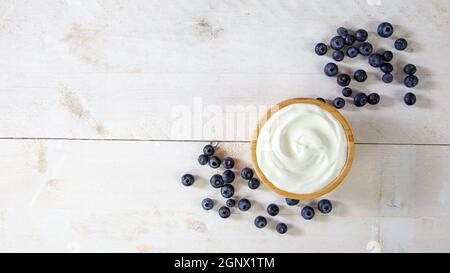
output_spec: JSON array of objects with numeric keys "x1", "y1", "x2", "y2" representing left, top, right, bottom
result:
[{"x1": 250, "y1": 97, "x2": 354, "y2": 200}]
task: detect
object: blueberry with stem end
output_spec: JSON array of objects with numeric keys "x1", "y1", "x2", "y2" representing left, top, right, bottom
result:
[
  {"x1": 354, "y1": 69, "x2": 367, "y2": 82},
  {"x1": 276, "y1": 223, "x2": 288, "y2": 234},
  {"x1": 181, "y1": 174, "x2": 195, "y2": 186},
  {"x1": 367, "y1": 93, "x2": 381, "y2": 105},
  {"x1": 203, "y1": 144, "x2": 215, "y2": 156},
  {"x1": 208, "y1": 156, "x2": 221, "y2": 169},
  {"x1": 301, "y1": 206, "x2": 315, "y2": 220},
  {"x1": 240, "y1": 168, "x2": 254, "y2": 180},
  {"x1": 346, "y1": 47, "x2": 358, "y2": 58},
  {"x1": 254, "y1": 216, "x2": 267, "y2": 228},
  {"x1": 404, "y1": 92, "x2": 417, "y2": 106},
  {"x1": 337, "y1": 73, "x2": 351, "y2": 87},
  {"x1": 210, "y1": 174, "x2": 224, "y2": 188},
  {"x1": 332, "y1": 97, "x2": 345, "y2": 109},
  {"x1": 382, "y1": 73, "x2": 393, "y2": 83},
  {"x1": 238, "y1": 198, "x2": 251, "y2": 211},
  {"x1": 324, "y1": 62, "x2": 339, "y2": 77},
  {"x1": 248, "y1": 177, "x2": 260, "y2": 190},
  {"x1": 222, "y1": 170, "x2": 235, "y2": 184},
  {"x1": 222, "y1": 157, "x2": 235, "y2": 169},
  {"x1": 332, "y1": 50, "x2": 344, "y2": 62},
  {"x1": 354, "y1": 93, "x2": 368, "y2": 107},
  {"x1": 219, "y1": 206, "x2": 231, "y2": 218},
  {"x1": 377, "y1": 22, "x2": 394, "y2": 38},
  {"x1": 330, "y1": 36, "x2": 345, "y2": 50},
  {"x1": 201, "y1": 198, "x2": 214, "y2": 210},
  {"x1": 317, "y1": 199, "x2": 333, "y2": 214},
  {"x1": 315, "y1": 43, "x2": 327, "y2": 56},
  {"x1": 226, "y1": 198, "x2": 236, "y2": 208},
  {"x1": 342, "y1": 87, "x2": 352, "y2": 97},
  {"x1": 359, "y1": 42, "x2": 373, "y2": 56},
  {"x1": 267, "y1": 203, "x2": 280, "y2": 216},
  {"x1": 221, "y1": 184, "x2": 235, "y2": 198}
]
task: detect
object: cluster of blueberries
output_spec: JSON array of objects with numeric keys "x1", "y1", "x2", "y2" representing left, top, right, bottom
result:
[
  {"x1": 314, "y1": 22, "x2": 419, "y2": 108},
  {"x1": 181, "y1": 144, "x2": 334, "y2": 234}
]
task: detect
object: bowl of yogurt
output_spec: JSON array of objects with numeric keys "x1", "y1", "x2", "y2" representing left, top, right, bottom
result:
[{"x1": 250, "y1": 98, "x2": 354, "y2": 200}]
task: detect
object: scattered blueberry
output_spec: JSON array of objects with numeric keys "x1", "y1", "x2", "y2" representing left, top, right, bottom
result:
[
  {"x1": 316, "y1": 97, "x2": 326, "y2": 103},
  {"x1": 346, "y1": 46, "x2": 359, "y2": 58},
  {"x1": 222, "y1": 157, "x2": 235, "y2": 169},
  {"x1": 222, "y1": 170, "x2": 235, "y2": 183},
  {"x1": 254, "y1": 216, "x2": 267, "y2": 228},
  {"x1": 203, "y1": 144, "x2": 215, "y2": 156},
  {"x1": 353, "y1": 93, "x2": 368, "y2": 107},
  {"x1": 380, "y1": 63, "x2": 393, "y2": 73},
  {"x1": 238, "y1": 198, "x2": 251, "y2": 211},
  {"x1": 317, "y1": 199, "x2": 333, "y2": 214},
  {"x1": 355, "y1": 29, "x2": 368, "y2": 42},
  {"x1": 383, "y1": 50, "x2": 393, "y2": 62},
  {"x1": 315, "y1": 43, "x2": 328, "y2": 56},
  {"x1": 248, "y1": 177, "x2": 261, "y2": 190},
  {"x1": 285, "y1": 198, "x2": 299, "y2": 206},
  {"x1": 367, "y1": 93, "x2": 381, "y2": 105},
  {"x1": 377, "y1": 22, "x2": 394, "y2": 38},
  {"x1": 301, "y1": 206, "x2": 315, "y2": 220},
  {"x1": 240, "y1": 168, "x2": 254, "y2": 180},
  {"x1": 342, "y1": 87, "x2": 352, "y2": 97},
  {"x1": 330, "y1": 36, "x2": 345, "y2": 50},
  {"x1": 332, "y1": 97, "x2": 345, "y2": 109},
  {"x1": 359, "y1": 42, "x2": 373, "y2": 56},
  {"x1": 404, "y1": 75, "x2": 419, "y2": 88},
  {"x1": 344, "y1": 34, "x2": 355, "y2": 46},
  {"x1": 369, "y1": 53, "x2": 384, "y2": 68},
  {"x1": 210, "y1": 174, "x2": 224, "y2": 188},
  {"x1": 276, "y1": 223, "x2": 288, "y2": 234},
  {"x1": 394, "y1": 38, "x2": 408, "y2": 51},
  {"x1": 208, "y1": 156, "x2": 221, "y2": 169},
  {"x1": 382, "y1": 73, "x2": 393, "y2": 83},
  {"x1": 337, "y1": 73, "x2": 351, "y2": 87},
  {"x1": 332, "y1": 50, "x2": 345, "y2": 62},
  {"x1": 354, "y1": 69, "x2": 367, "y2": 82},
  {"x1": 324, "y1": 63, "x2": 339, "y2": 77},
  {"x1": 267, "y1": 204, "x2": 280, "y2": 216},
  {"x1": 226, "y1": 198, "x2": 236, "y2": 208},
  {"x1": 404, "y1": 64, "x2": 417, "y2": 75},
  {"x1": 181, "y1": 174, "x2": 195, "y2": 186},
  {"x1": 221, "y1": 184, "x2": 235, "y2": 198},
  {"x1": 337, "y1": 27, "x2": 348, "y2": 37},
  {"x1": 201, "y1": 198, "x2": 214, "y2": 210},
  {"x1": 404, "y1": 92, "x2": 417, "y2": 106},
  {"x1": 219, "y1": 206, "x2": 231, "y2": 218},
  {"x1": 198, "y1": 154, "x2": 209, "y2": 165}
]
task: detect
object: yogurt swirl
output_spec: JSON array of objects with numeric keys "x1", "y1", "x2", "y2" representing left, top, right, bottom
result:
[{"x1": 256, "y1": 103, "x2": 347, "y2": 194}]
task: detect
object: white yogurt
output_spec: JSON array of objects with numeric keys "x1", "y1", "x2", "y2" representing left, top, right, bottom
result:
[{"x1": 256, "y1": 103, "x2": 347, "y2": 194}]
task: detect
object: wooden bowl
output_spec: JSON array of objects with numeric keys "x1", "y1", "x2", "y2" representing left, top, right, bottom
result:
[{"x1": 250, "y1": 98, "x2": 354, "y2": 200}]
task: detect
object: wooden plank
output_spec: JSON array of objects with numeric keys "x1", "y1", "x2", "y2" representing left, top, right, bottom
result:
[
  {"x1": 0, "y1": 0, "x2": 449, "y2": 143},
  {"x1": 0, "y1": 139, "x2": 449, "y2": 252}
]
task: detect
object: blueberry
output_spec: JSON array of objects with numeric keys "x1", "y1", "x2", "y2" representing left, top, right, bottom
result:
[
  {"x1": 358, "y1": 42, "x2": 373, "y2": 56},
  {"x1": 355, "y1": 29, "x2": 368, "y2": 42},
  {"x1": 404, "y1": 92, "x2": 417, "y2": 106},
  {"x1": 254, "y1": 216, "x2": 267, "y2": 228},
  {"x1": 226, "y1": 198, "x2": 236, "y2": 208},
  {"x1": 324, "y1": 62, "x2": 339, "y2": 77},
  {"x1": 267, "y1": 203, "x2": 280, "y2": 216},
  {"x1": 369, "y1": 53, "x2": 384, "y2": 68},
  {"x1": 332, "y1": 97, "x2": 345, "y2": 109},
  {"x1": 315, "y1": 43, "x2": 328, "y2": 56},
  {"x1": 337, "y1": 73, "x2": 351, "y2": 87},
  {"x1": 346, "y1": 47, "x2": 359, "y2": 58},
  {"x1": 380, "y1": 63, "x2": 393, "y2": 73},
  {"x1": 332, "y1": 50, "x2": 345, "y2": 62},
  {"x1": 353, "y1": 93, "x2": 368, "y2": 107},
  {"x1": 404, "y1": 75, "x2": 419, "y2": 88},
  {"x1": 203, "y1": 144, "x2": 215, "y2": 156},
  {"x1": 198, "y1": 154, "x2": 209, "y2": 165},
  {"x1": 208, "y1": 156, "x2": 221, "y2": 169},
  {"x1": 317, "y1": 199, "x2": 333, "y2": 214},
  {"x1": 330, "y1": 36, "x2": 345, "y2": 50},
  {"x1": 238, "y1": 198, "x2": 251, "y2": 211},
  {"x1": 222, "y1": 157, "x2": 235, "y2": 169},
  {"x1": 285, "y1": 198, "x2": 299, "y2": 206},
  {"x1": 181, "y1": 174, "x2": 195, "y2": 186},
  {"x1": 219, "y1": 206, "x2": 231, "y2": 218},
  {"x1": 367, "y1": 93, "x2": 380, "y2": 105},
  {"x1": 354, "y1": 69, "x2": 367, "y2": 82},
  {"x1": 383, "y1": 51, "x2": 393, "y2": 62},
  {"x1": 344, "y1": 34, "x2": 355, "y2": 46},
  {"x1": 240, "y1": 167, "x2": 254, "y2": 180},
  {"x1": 248, "y1": 177, "x2": 261, "y2": 190},
  {"x1": 342, "y1": 87, "x2": 352, "y2": 97},
  {"x1": 337, "y1": 27, "x2": 348, "y2": 37},
  {"x1": 394, "y1": 38, "x2": 408, "y2": 51},
  {"x1": 201, "y1": 198, "x2": 214, "y2": 210},
  {"x1": 221, "y1": 184, "x2": 235, "y2": 198},
  {"x1": 377, "y1": 22, "x2": 394, "y2": 38},
  {"x1": 404, "y1": 64, "x2": 417, "y2": 75},
  {"x1": 276, "y1": 223, "x2": 288, "y2": 234},
  {"x1": 210, "y1": 174, "x2": 224, "y2": 188},
  {"x1": 222, "y1": 170, "x2": 235, "y2": 183},
  {"x1": 382, "y1": 73, "x2": 393, "y2": 83},
  {"x1": 316, "y1": 97, "x2": 326, "y2": 103},
  {"x1": 301, "y1": 206, "x2": 315, "y2": 220}
]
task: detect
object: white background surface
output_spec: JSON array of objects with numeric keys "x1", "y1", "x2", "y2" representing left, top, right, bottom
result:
[{"x1": 0, "y1": 0, "x2": 449, "y2": 252}]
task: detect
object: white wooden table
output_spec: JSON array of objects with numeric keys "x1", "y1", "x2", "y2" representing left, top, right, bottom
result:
[{"x1": 0, "y1": 0, "x2": 449, "y2": 252}]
